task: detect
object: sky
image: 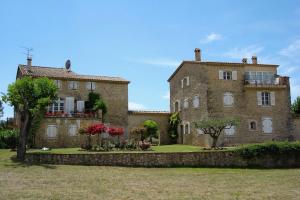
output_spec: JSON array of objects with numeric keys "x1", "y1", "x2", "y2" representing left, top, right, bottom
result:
[{"x1": 0, "y1": 0, "x2": 300, "y2": 119}]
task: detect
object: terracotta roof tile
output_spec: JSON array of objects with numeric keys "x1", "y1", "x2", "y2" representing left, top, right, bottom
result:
[{"x1": 18, "y1": 65, "x2": 129, "y2": 83}]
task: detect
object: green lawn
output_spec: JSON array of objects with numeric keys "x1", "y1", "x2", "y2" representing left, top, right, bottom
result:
[{"x1": 0, "y1": 149, "x2": 300, "y2": 200}]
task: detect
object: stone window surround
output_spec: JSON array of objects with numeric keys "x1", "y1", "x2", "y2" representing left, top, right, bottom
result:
[
  {"x1": 257, "y1": 91, "x2": 275, "y2": 107},
  {"x1": 68, "y1": 81, "x2": 79, "y2": 90},
  {"x1": 182, "y1": 121, "x2": 191, "y2": 134},
  {"x1": 173, "y1": 100, "x2": 181, "y2": 112},
  {"x1": 181, "y1": 76, "x2": 190, "y2": 88}
]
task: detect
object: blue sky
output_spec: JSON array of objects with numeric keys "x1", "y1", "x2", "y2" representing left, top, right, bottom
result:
[{"x1": 1, "y1": 0, "x2": 300, "y2": 119}]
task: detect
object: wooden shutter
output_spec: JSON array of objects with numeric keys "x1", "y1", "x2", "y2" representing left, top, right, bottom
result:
[
  {"x1": 68, "y1": 81, "x2": 73, "y2": 89},
  {"x1": 74, "y1": 82, "x2": 78, "y2": 89},
  {"x1": 232, "y1": 71, "x2": 237, "y2": 80},
  {"x1": 219, "y1": 70, "x2": 223, "y2": 80},
  {"x1": 186, "y1": 77, "x2": 190, "y2": 86},
  {"x1": 86, "y1": 82, "x2": 91, "y2": 90},
  {"x1": 65, "y1": 97, "x2": 75, "y2": 114},
  {"x1": 77, "y1": 101, "x2": 85, "y2": 112},
  {"x1": 262, "y1": 118, "x2": 273, "y2": 133},
  {"x1": 92, "y1": 82, "x2": 96, "y2": 90},
  {"x1": 257, "y1": 92, "x2": 262, "y2": 106},
  {"x1": 271, "y1": 92, "x2": 275, "y2": 106}
]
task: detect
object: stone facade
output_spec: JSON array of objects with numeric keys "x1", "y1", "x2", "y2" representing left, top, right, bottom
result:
[
  {"x1": 292, "y1": 115, "x2": 300, "y2": 140},
  {"x1": 25, "y1": 151, "x2": 300, "y2": 168},
  {"x1": 128, "y1": 111, "x2": 171, "y2": 144},
  {"x1": 168, "y1": 49, "x2": 293, "y2": 147}
]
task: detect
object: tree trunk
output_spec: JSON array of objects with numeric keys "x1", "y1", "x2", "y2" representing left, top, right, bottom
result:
[
  {"x1": 17, "y1": 112, "x2": 30, "y2": 161},
  {"x1": 211, "y1": 136, "x2": 219, "y2": 149}
]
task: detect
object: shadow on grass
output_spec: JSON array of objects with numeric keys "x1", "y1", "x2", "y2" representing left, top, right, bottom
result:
[{"x1": 4, "y1": 155, "x2": 57, "y2": 169}]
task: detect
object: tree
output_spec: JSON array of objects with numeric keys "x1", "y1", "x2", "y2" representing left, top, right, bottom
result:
[
  {"x1": 2, "y1": 77, "x2": 57, "y2": 160},
  {"x1": 168, "y1": 112, "x2": 181, "y2": 143},
  {"x1": 194, "y1": 118, "x2": 240, "y2": 148},
  {"x1": 0, "y1": 99, "x2": 3, "y2": 118},
  {"x1": 93, "y1": 99, "x2": 107, "y2": 120},
  {"x1": 143, "y1": 120, "x2": 158, "y2": 143},
  {"x1": 292, "y1": 96, "x2": 300, "y2": 114}
]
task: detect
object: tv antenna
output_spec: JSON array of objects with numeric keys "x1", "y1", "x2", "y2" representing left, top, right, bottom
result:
[{"x1": 20, "y1": 46, "x2": 33, "y2": 59}]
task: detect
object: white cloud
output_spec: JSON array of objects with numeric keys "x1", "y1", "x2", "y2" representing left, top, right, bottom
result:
[
  {"x1": 162, "y1": 91, "x2": 170, "y2": 100},
  {"x1": 200, "y1": 32, "x2": 222, "y2": 44},
  {"x1": 128, "y1": 102, "x2": 147, "y2": 110},
  {"x1": 222, "y1": 45, "x2": 264, "y2": 59},
  {"x1": 279, "y1": 39, "x2": 300, "y2": 58}
]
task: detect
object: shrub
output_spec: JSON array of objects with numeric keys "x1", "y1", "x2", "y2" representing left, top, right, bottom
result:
[
  {"x1": 0, "y1": 129, "x2": 18, "y2": 149},
  {"x1": 235, "y1": 141, "x2": 300, "y2": 159},
  {"x1": 139, "y1": 141, "x2": 151, "y2": 151}
]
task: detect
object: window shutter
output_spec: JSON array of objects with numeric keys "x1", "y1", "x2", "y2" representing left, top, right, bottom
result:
[
  {"x1": 232, "y1": 71, "x2": 237, "y2": 80},
  {"x1": 77, "y1": 101, "x2": 85, "y2": 112},
  {"x1": 219, "y1": 70, "x2": 223, "y2": 80},
  {"x1": 74, "y1": 82, "x2": 78, "y2": 89},
  {"x1": 181, "y1": 79, "x2": 184, "y2": 88},
  {"x1": 257, "y1": 92, "x2": 262, "y2": 106},
  {"x1": 271, "y1": 92, "x2": 275, "y2": 106},
  {"x1": 186, "y1": 77, "x2": 190, "y2": 86},
  {"x1": 92, "y1": 82, "x2": 96, "y2": 90},
  {"x1": 68, "y1": 82, "x2": 73, "y2": 89},
  {"x1": 86, "y1": 82, "x2": 90, "y2": 90}
]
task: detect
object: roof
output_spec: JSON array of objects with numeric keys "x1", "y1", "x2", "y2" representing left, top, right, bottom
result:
[
  {"x1": 167, "y1": 60, "x2": 279, "y2": 82},
  {"x1": 128, "y1": 110, "x2": 171, "y2": 115},
  {"x1": 18, "y1": 65, "x2": 130, "y2": 83}
]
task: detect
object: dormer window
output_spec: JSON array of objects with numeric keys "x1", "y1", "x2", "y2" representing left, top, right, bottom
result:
[
  {"x1": 68, "y1": 81, "x2": 78, "y2": 90},
  {"x1": 86, "y1": 82, "x2": 96, "y2": 91}
]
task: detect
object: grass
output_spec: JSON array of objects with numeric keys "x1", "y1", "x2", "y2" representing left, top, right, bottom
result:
[{"x1": 0, "y1": 149, "x2": 300, "y2": 200}]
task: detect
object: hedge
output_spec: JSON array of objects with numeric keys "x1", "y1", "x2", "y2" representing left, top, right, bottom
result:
[
  {"x1": 235, "y1": 141, "x2": 300, "y2": 159},
  {"x1": 0, "y1": 129, "x2": 18, "y2": 149}
]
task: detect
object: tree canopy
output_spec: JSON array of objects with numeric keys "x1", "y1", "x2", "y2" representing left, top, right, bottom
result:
[
  {"x1": 0, "y1": 99, "x2": 3, "y2": 118},
  {"x1": 194, "y1": 117, "x2": 239, "y2": 148},
  {"x1": 143, "y1": 120, "x2": 159, "y2": 142},
  {"x1": 2, "y1": 77, "x2": 57, "y2": 160},
  {"x1": 292, "y1": 96, "x2": 300, "y2": 114}
]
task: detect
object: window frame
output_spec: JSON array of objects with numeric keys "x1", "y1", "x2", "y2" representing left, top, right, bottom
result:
[
  {"x1": 223, "y1": 71, "x2": 232, "y2": 80},
  {"x1": 261, "y1": 92, "x2": 271, "y2": 106},
  {"x1": 68, "y1": 81, "x2": 78, "y2": 90},
  {"x1": 248, "y1": 120, "x2": 257, "y2": 131}
]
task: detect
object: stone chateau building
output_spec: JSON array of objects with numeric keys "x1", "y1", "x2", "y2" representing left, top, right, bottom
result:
[{"x1": 15, "y1": 49, "x2": 300, "y2": 147}]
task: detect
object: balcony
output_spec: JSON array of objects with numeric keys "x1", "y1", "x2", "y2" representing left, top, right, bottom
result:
[
  {"x1": 244, "y1": 75, "x2": 289, "y2": 89},
  {"x1": 45, "y1": 109, "x2": 101, "y2": 119}
]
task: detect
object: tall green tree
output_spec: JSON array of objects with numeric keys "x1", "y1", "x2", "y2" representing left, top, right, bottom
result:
[
  {"x1": 292, "y1": 96, "x2": 300, "y2": 114},
  {"x1": 0, "y1": 99, "x2": 3, "y2": 118},
  {"x1": 194, "y1": 118, "x2": 239, "y2": 148},
  {"x1": 2, "y1": 77, "x2": 57, "y2": 160},
  {"x1": 143, "y1": 120, "x2": 159, "y2": 143}
]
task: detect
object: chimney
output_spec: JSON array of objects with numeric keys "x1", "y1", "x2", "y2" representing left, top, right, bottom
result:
[
  {"x1": 251, "y1": 56, "x2": 257, "y2": 64},
  {"x1": 27, "y1": 56, "x2": 32, "y2": 68},
  {"x1": 194, "y1": 48, "x2": 201, "y2": 61},
  {"x1": 242, "y1": 58, "x2": 247, "y2": 64}
]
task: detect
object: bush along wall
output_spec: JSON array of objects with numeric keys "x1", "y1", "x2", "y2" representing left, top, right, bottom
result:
[{"x1": 0, "y1": 129, "x2": 18, "y2": 149}]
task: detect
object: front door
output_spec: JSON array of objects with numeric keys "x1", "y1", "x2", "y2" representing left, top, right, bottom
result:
[{"x1": 65, "y1": 97, "x2": 75, "y2": 114}]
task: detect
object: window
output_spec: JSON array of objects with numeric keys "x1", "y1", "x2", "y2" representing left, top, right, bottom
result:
[
  {"x1": 257, "y1": 91, "x2": 275, "y2": 106},
  {"x1": 68, "y1": 81, "x2": 78, "y2": 90},
  {"x1": 68, "y1": 124, "x2": 77, "y2": 136},
  {"x1": 183, "y1": 98, "x2": 189, "y2": 109},
  {"x1": 245, "y1": 71, "x2": 274, "y2": 84},
  {"x1": 262, "y1": 92, "x2": 271, "y2": 106},
  {"x1": 46, "y1": 125, "x2": 57, "y2": 138},
  {"x1": 86, "y1": 82, "x2": 96, "y2": 91},
  {"x1": 224, "y1": 126, "x2": 235, "y2": 136},
  {"x1": 181, "y1": 77, "x2": 190, "y2": 88},
  {"x1": 223, "y1": 71, "x2": 232, "y2": 80},
  {"x1": 249, "y1": 120, "x2": 257, "y2": 131},
  {"x1": 223, "y1": 92, "x2": 234, "y2": 107},
  {"x1": 219, "y1": 70, "x2": 237, "y2": 80},
  {"x1": 54, "y1": 80, "x2": 62, "y2": 89},
  {"x1": 174, "y1": 100, "x2": 180, "y2": 112},
  {"x1": 48, "y1": 98, "x2": 64, "y2": 113},
  {"x1": 193, "y1": 95, "x2": 200, "y2": 108},
  {"x1": 183, "y1": 122, "x2": 190, "y2": 134}
]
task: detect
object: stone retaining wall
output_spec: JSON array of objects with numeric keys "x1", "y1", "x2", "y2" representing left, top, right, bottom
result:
[{"x1": 25, "y1": 151, "x2": 300, "y2": 168}]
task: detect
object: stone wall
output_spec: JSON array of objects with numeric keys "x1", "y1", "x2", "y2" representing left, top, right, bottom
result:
[
  {"x1": 35, "y1": 118, "x2": 102, "y2": 148},
  {"x1": 127, "y1": 111, "x2": 171, "y2": 144},
  {"x1": 25, "y1": 151, "x2": 300, "y2": 168}
]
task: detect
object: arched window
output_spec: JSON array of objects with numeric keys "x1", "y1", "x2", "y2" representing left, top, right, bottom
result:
[
  {"x1": 183, "y1": 122, "x2": 190, "y2": 134},
  {"x1": 249, "y1": 120, "x2": 257, "y2": 131},
  {"x1": 174, "y1": 100, "x2": 180, "y2": 112}
]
